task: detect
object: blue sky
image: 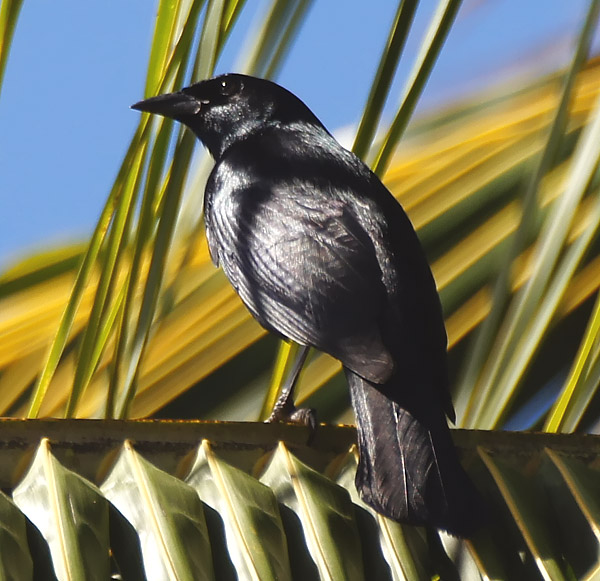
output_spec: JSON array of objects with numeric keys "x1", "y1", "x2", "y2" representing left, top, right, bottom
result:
[{"x1": 0, "y1": 0, "x2": 593, "y2": 269}]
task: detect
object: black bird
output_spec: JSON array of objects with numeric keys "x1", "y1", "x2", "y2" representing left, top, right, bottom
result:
[{"x1": 132, "y1": 74, "x2": 484, "y2": 536}]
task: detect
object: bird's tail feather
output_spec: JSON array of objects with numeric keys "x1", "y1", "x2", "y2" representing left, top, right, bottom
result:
[{"x1": 346, "y1": 368, "x2": 484, "y2": 537}]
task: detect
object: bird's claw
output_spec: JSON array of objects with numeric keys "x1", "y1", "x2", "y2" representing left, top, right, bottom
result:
[
  {"x1": 267, "y1": 402, "x2": 318, "y2": 442},
  {"x1": 267, "y1": 401, "x2": 316, "y2": 426},
  {"x1": 288, "y1": 407, "x2": 318, "y2": 432}
]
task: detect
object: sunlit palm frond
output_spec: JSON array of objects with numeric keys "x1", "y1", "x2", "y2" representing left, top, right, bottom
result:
[{"x1": 2, "y1": 54, "x2": 600, "y2": 428}]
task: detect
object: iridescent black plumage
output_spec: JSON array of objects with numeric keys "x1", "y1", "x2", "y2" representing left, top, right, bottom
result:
[{"x1": 132, "y1": 74, "x2": 484, "y2": 536}]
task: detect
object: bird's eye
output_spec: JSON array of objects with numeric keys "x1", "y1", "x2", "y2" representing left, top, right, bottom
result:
[{"x1": 219, "y1": 77, "x2": 240, "y2": 96}]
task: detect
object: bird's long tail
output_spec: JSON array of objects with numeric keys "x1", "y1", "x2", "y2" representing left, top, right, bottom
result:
[{"x1": 345, "y1": 368, "x2": 484, "y2": 537}]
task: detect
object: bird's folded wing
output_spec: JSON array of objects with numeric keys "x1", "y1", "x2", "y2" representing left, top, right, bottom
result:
[{"x1": 206, "y1": 176, "x2": 395, "y2": 384}]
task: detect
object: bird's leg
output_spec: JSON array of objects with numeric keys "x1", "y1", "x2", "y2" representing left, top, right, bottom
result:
[{"x1": 267, "y1": 344, "x2": 316, "y2": 429}]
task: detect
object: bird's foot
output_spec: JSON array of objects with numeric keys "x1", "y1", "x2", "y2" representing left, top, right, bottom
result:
[{"x1": 266, "y1": 400, "x2": 318, "y2": 433}]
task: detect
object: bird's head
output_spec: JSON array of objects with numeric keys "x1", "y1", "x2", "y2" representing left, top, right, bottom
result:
[{"x1": 131, "y1": 73, "x2": 323, "y2": 159}]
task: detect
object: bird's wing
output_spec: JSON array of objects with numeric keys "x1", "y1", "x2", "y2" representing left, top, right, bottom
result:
[{"x1": 204, "y1": 164, "x2": 395, "y2": 384}]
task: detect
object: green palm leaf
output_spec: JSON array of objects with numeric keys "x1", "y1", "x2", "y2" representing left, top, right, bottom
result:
[{"x1": 3, "y1": 1, "x2": 600, "y2": 576}]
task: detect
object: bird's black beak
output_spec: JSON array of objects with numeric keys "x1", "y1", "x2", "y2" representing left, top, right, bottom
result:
[{"x1": 130, "y1": 91, "x2": 201, "y2": 120}]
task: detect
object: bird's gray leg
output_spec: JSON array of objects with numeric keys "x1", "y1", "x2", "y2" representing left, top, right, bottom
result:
[{"x1": 267, "y1": 345, "x2": 316, "y2": 428}]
